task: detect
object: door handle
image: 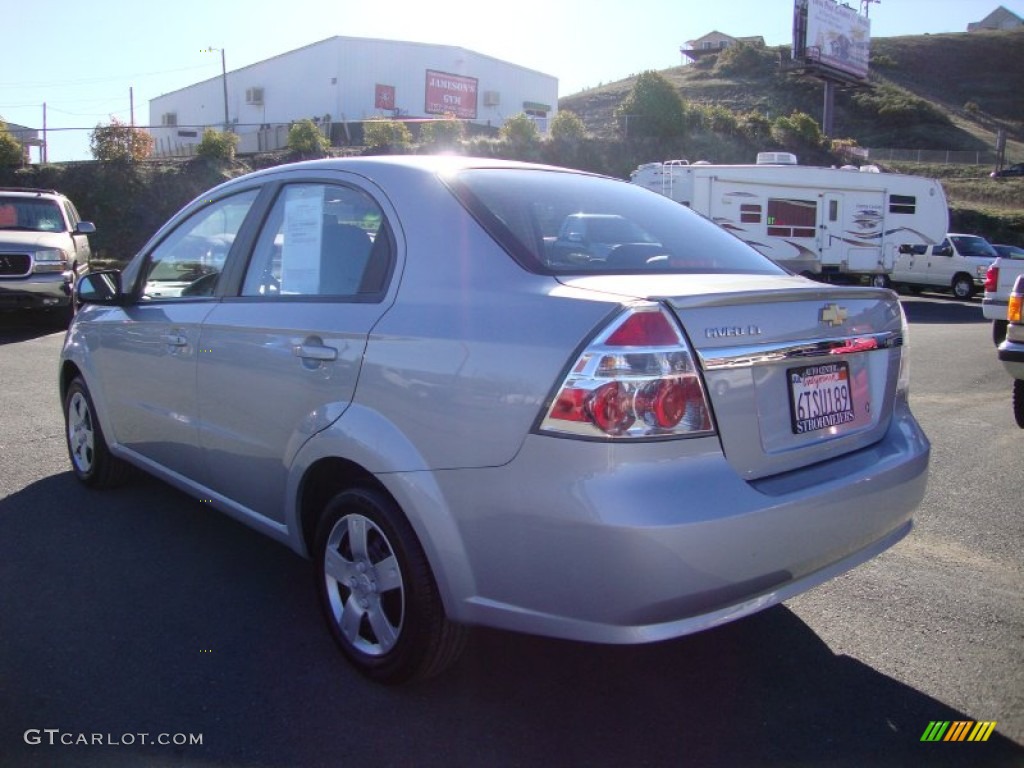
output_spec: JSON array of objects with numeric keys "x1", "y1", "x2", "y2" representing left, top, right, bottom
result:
[
  {"x1": 294, "y1": 343, "x2": 338, "y2": 362},
  {"x1": 161, "y1": 333, "x2": 188, "y2": 347}
]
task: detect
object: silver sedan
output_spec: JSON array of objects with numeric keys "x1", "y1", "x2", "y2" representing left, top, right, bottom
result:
[{"x1": 60, "y1": 156, "x2": 929, "y2": 683}]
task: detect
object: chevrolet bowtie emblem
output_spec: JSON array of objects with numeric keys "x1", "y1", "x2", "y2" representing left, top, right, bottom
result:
[{"x1": 820, "y1": 304, "x2": 848, "y2": 327}]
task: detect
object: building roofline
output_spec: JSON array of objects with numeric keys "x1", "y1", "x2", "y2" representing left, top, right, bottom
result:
[{"x1": 152, "y1": 35, "x2": 556, "y2": 103}]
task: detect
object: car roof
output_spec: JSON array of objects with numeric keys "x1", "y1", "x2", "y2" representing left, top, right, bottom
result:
[{"x1": 0, "y1": 187, "x2": 65, "y2": 198}]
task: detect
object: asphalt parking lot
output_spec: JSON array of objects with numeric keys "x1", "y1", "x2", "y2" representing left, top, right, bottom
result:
[{"x1": 0, "y1": 293, "x2": 1021, "y2": 768}]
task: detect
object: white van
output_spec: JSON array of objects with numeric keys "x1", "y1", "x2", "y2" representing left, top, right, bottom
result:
[{"x1": 891, "y1": 234, "x2": 998, "y2": 299}]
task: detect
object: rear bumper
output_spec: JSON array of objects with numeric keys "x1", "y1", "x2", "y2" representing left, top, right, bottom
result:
[
  {"x1": 998, "y1": 337, "x2": 1024, "y2": 379},
  {"x1": 0, "y1": 272, "x2": 72, "y2": 310},
  {"x1": 410, "y1": 400, "x2": 929, "y2": 644},
  {"x1": 982, "y1": 296, "x2": 1008, "y2": 322}
]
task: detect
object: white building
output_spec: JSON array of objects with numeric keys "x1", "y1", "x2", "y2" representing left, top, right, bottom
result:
[{"x1": 149, "y1": 36, "x2": 558, "y2": 155}]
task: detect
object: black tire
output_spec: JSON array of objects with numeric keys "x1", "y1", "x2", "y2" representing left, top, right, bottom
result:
[
  {"x1": 952, "y1": 274, "x2": 974, "y2": 300},
  {"x1": 63, "y1": 376, "x2": 130, "y2": 488},
  {"x1": 1014, "y1": 379, "x2": 1024, "y2": 429},
  {"x1": 314, "y1": 488, "x2": 467, "y2": 684},
  {"x1": 869, "y1": 273, "x2": 890, "y2": 289},
  {"x1": 993, "y1": 320, "x2": 1008, "y2": 346}
]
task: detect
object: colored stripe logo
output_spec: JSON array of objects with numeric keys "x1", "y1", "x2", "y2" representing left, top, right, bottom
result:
[{"x1": 921, "y1": 721, "x2": 997, "y2": 742}]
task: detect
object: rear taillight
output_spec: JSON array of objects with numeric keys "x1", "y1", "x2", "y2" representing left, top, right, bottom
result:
[
  {"x1": 539, "y1": 304, "x2": 715, "y2": 439},
  {"x1": 984, "y1": 265, "x2": 999, "y2": 293}
]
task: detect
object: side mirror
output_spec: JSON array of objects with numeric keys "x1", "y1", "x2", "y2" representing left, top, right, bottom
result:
[
  {"x1": 75, "y1": 221, "x2": 96, "y2": 235},
  {"x1": 898, "y1": 244, "x2": 913, "y2": 255},
  {"x1": 76, "y1": 270, "x2": 124, "y2": 305},
  {"x1": 935, "y1": 246, "x2": 952, "y2": 257}
]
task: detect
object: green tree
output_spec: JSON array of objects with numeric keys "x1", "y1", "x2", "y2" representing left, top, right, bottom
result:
[
  {"x1": 614, "y1": 70, "x2": 687, "y2": 139},
  {"x1": 499, "y1": 113, "x2": 540, "y2": 146},
  {"x1": 196, "y1": 128, "x2": 239, "y2": 163},
  {"x1": 550, "y1": 110, "x2": 587, "y2": 142},
  {"x1": 419, "y1": 113, "x2": 465, "y2": 150},
  {"x1": 363, "y1": 118, "x2": 412, "y2": 151},
  {"x1": 90, "y1": 117, "x2": 154, "y2": 162},
  {"x1": 288, "y1": 119, "x2": 331, "y2": 157},
  {"x1": 0, "y1": 120, "x2": 23, "y2": 166}
]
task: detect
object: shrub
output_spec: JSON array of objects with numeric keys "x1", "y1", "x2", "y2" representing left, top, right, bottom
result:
[
  {"x1": 196, "y1": 128, "x2": 239, "y2": 163},
  {"x1": 90, "y1": 118, "x2": 154, "y2": 162},
  {"x1": 419, "y1": 113, "x2": 465, "y2": 149},
  {"x1": 771, "y1": 111, "x2": 824, "y2": 149},
  {"x1": 550, "y1": 110, "x2": 587, "y2": 142},
  {"x1": 363, "y1": 118, "x2": 412, "y2": 151},
  {"x1": 615, "y1": 71, "x2": 687, "y2": 139},
  {"x1": 714, "y1": 42, "x2": 773, "y2": 76},
  {"x1": 499, "y1": 113, "x2": 540, "y2": 146},
  {"x1": 738, "y1": 111, "x2": 772, "y2": 142},
  {"x1": 288, "y1": 119, "x2": 331, "y2": 157}
]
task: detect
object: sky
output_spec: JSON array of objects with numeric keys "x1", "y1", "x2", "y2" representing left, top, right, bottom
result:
[{"x1": 2, "y1": 0, "x2": 1021, "y2": 161}]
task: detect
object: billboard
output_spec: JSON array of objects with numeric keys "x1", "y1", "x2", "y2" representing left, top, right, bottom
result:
[
  {"x1": 793, "y1": 0, "x2": 871, "y2": 81},
  {"x1": 425, "y1": 70, "x2": 478, "y2": 120}
]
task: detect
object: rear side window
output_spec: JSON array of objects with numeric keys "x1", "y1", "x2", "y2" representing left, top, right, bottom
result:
[
  {"x1": 445, "y1": 169, "x2": 783, "y2": 275},
  {"x1": 241, "y1": 183, "x2": 393, "y2": 298}
]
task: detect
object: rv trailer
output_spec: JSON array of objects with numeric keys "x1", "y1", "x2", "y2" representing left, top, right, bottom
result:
[{"x1": 630, "y1": 154, "x2": 948, "y2": 285}]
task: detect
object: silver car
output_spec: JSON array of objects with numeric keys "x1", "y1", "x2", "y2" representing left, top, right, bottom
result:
[{"x1": 60, "y1": 156, "x2": 930, "y2": 684}]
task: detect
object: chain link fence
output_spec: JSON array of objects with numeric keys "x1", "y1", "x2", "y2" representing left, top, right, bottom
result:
[{"x1": 864, "y1": 147, "x2": 1008, "y2": 166}]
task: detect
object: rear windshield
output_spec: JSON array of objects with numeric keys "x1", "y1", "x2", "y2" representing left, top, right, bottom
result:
[{"x1": 445, "y1": 169, "x2": 784, "y2": 276}]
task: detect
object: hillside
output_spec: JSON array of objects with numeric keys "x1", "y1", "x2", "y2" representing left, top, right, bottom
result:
[{"x1": 559, "y1": 28, "x2": 1024, "y2": 161}]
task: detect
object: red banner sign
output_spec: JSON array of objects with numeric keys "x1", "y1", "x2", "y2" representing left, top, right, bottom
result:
[{"x1": 424, "y1": 70, "x2": 478, "y2": 119}]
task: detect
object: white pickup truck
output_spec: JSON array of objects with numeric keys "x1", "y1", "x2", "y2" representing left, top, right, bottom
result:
[{"x1": 983, "y1": 245, "x2": 1024, "y2": 344}]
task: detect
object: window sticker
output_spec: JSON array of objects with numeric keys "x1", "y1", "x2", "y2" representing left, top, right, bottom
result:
[{"x1": 280, "y1": 185, "x2": 325, "y2": 294}]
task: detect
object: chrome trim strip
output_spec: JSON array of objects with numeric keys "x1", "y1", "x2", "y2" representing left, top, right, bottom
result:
[{"x1": 698, "y1": 331, "x2": 903, "y2": 370}]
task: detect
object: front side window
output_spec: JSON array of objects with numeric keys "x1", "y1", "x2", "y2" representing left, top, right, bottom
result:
[
  {"x1": 241, "y1": 183, "x2": 392, "y2": 298},
  {"x1": 140, "y1": 189, "x2": 259, "y2": 300},
  {"x1": 445, "y1": 169, "x2": 783, "y2": 275}
]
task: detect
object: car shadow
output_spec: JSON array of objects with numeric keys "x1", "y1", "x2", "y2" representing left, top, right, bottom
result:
[
  {"x1": 899, "y1": 296, "x2": 987, "y2": 326},
  {"x1": 0, "y1": 473, "x2": 1020, "y2": 768},
  {"x1": 0, "y1": 312, "x2": 68, "y2": 344}
]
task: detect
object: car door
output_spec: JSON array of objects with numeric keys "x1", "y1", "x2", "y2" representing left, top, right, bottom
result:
[
  {"x1": 195, "y1": 176, "x2": 398, "y2": 523},
  {"x1": 922, "y1": 239, "x2": 952, "y2": 286},
  {"x1": 94, "y1": 189, "x2": 261, "y2": 480}
]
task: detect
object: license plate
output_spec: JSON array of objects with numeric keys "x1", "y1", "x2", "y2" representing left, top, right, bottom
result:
[{"x1": 788, "y1": 362, "x2": 855, "y2": 434}]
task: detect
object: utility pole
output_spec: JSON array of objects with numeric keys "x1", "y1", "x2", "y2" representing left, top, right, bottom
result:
[
  {"x1": 202, "y1": 47, "x2": 230, "y2": 130},
  {"x1": 860, "y1": 0, "x2": 880, "y2": 18},
  {"x1": 130, "y1": 87, "x2": 135, "y2": 127},
  {"x1": 42, "y1": 102, "x2": 47, "y2": 164}
]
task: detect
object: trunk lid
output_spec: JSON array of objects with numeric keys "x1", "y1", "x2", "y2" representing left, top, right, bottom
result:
[{"x1": 557, "y1": 274, "x2": 906, "y2": 479}]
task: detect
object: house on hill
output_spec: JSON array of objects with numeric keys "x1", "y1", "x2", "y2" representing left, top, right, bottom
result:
[
  {"x1": 681, "y1": 32, "x2": 765, "y2": 63},
  {"x1": 967, "y1": 5, "x2": 1023, "y2": 31}
]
